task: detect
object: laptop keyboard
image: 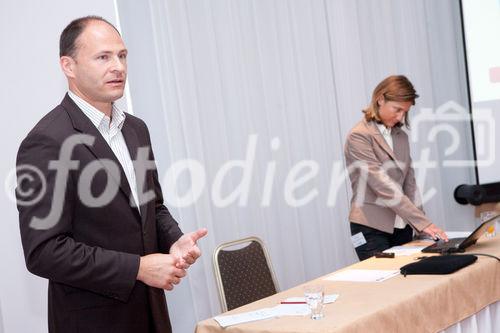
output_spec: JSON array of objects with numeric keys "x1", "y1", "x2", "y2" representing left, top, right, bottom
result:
[{"x1": 432, "y1": 237, "x2": 466, "y2": 249}]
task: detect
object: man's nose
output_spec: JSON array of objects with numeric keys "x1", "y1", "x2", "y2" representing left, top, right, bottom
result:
[{"x1": 110, "y1": 56, "x2": 126, "y2": 73}]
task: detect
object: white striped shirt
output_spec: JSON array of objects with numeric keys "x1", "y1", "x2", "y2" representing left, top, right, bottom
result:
[
  {"x1": 376, "y1": 123, "x2": 393, "y2": 150},
  {"x1": 68, "y1": 91, "x2": 140, "y2": 212}
]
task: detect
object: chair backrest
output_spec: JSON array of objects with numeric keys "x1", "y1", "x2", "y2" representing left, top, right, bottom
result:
[{"x1": 213, "y1": 236, "x2": 279, "y2": 312}]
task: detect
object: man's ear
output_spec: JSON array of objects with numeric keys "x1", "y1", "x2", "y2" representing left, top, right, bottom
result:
[{"x1": 60, "y1": 56, "x2": 76, "y2": 78}]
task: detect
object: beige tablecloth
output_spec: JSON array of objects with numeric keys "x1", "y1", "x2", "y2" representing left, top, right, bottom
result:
[{"x1": 196, "y1": 237, "x2": 500, "y2": 333}]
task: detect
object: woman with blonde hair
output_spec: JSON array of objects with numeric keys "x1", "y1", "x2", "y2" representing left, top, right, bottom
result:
[{"x1": 344, "y1": 75, "x2": 448, "y2": 260}]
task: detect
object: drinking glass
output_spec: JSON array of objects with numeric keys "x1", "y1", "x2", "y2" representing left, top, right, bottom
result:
[{"x1": 304, "y1": 285, "x2": 324, "y2": 320}]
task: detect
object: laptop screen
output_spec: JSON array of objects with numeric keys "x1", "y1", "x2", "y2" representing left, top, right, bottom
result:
[{"x1": 460, "y1": 215, "x2": 499, "y2": 249}]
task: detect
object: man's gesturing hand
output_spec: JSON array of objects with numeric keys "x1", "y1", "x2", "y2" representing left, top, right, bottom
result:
[
  {"x1": 137, "y1": 254, "x2": 186, "y2": 291},
  {"x1": 170, "y1": 228, "x2": 208, "y2": 269}
]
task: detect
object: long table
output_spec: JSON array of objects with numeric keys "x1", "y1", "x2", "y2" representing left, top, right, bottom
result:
[{"x1": 196, "y1": 237, "x2": 500, "y2": 333}]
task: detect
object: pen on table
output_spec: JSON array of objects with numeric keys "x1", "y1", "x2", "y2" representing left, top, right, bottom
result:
[{"x1": 280, "y1": 301, "x2": 306, "y2": 304}]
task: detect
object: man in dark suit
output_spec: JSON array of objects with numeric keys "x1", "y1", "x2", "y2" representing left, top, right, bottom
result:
[{"x1": 16, "y1": 16, "x2": 207, "y2": 332}]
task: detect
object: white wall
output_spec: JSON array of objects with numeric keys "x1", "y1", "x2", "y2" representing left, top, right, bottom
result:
[
  {"x1": 0, "y1": 1, "x2": 125, "y2": 332},
  {"x1": 0, "y1": 302, "x2": 3, "y2": 333}
]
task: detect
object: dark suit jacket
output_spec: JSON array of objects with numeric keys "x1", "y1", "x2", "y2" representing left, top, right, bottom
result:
[
  {"x1": 344, "y1": 119, "x2": 431, "y2": 234},
  {"x1": 16, "y1": 94, "x2": 183, "y2": 332}
]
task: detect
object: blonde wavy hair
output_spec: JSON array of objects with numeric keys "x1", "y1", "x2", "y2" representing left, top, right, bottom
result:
[{"x1": 363, "y1": 75, "x2": 419, "y2": 128}]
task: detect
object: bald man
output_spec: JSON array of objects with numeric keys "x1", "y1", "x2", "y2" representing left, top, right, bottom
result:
[{"x1": 16, "y1": 16, "x2": 207, "y2": 333}]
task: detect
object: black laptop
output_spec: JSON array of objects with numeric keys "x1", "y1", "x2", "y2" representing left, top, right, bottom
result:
[{"x1": 422, "y1": 214, "x2": 499, "y2": 253}]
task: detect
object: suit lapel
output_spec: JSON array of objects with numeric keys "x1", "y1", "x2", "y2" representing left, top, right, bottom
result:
[
  {"x1": 365, "y1": 120, "x2": 404, "y2": 171},
  {"x1": 121, "y1": 122, "x2": 149, "y2": 226},
  {"x1": 61, "y1": 94, "x2": 138, "y2": 216},
  {"x1": 365, "y1": 120, "x2": 397, "y2": 160},
  {"x1": 391, "y1": 128, "x2": 405, "y2": 161}
]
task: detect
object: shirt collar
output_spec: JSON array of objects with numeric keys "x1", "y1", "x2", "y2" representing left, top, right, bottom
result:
[
  {"x1": 376, "y1": 122, "x2": 392, "y2": 136},
  {"x1": 68, "y1": 91, "x2": 126, "y2": 130}
]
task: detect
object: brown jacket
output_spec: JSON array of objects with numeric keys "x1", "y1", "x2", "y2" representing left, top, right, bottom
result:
[{"x1": 344, "y1": 119, "x2": 431, "y2": 233}]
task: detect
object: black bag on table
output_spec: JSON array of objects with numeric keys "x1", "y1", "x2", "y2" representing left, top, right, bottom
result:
[{"x1": 400, "y1": 255, "x2": 477, "y2": 277}]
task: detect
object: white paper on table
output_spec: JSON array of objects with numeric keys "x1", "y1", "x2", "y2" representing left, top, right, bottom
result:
[
  {"x1": 324, "y1": 269, "x2": 399, "y2": 282},
  {"x1": 273, "y1": 304, "x2": 310, "y2": 317},
  {"x1": 445, "y1": 231, "x2": 472, "y2": 239},
  {"x1": 383, "y1": 246, "x2": 425, "y2": 256},
  {"x1": 418, "y1": 231, "x2": 472, "y2": 242},
  {"x1": 213, "y1": 302, "x2": 316, "y2": 328},
  {"x1": 213, "y1": 308, "x2": 276, "y2": 328},
  {"x1": 213, "y1": 294, "x2": 340, "y2": 327},
  {"x1": 283, "y1": 294, "x2": 339, "y2": 304}
]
